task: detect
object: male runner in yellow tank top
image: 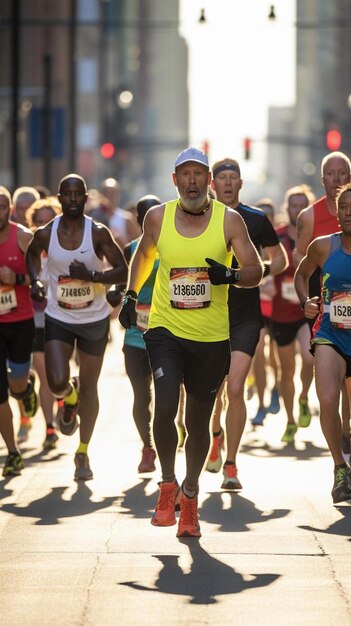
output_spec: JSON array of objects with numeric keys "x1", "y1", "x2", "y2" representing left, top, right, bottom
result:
[{"x1": 119, "y1": 147, "x2": 263, "y2": 537}]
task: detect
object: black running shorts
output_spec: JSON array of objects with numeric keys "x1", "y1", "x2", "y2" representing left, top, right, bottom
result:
[
  {"x1": 45, "y1": 314, "x2": 109, "y2": 357},
  {"x1": 144, "y1": 327, "x2": 230, "y2": 403}
]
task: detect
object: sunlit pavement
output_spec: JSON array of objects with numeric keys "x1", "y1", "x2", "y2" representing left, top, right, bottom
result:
[{"x1": 0, "y1": 322, "x2": 350, "y2": 626}]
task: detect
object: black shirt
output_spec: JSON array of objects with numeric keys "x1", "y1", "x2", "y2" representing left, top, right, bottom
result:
[{"x1": 228, "y1": 202, "x2": 279, "y2": 325}]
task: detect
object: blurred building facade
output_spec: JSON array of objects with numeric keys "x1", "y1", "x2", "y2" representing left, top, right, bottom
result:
[
  {"x1": 267, "y1": 0, "x2": 351, "y2": 200},
  {"x1": 0, "y1": 0, "x2": 188, "y2": 202}
]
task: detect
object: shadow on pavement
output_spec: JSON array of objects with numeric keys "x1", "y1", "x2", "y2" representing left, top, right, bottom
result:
[
  {"x1": 240, "y1": 437, "x2": 329, "y2": 461},
  {"x1": 119, "y1": 478, "x2": 155, "y2": 518},
  {"x1": 0, "y1": 481, "x2": 117, "y2": 525},
  {"x1": 119, "y1": 538, "x2": 280, "y2": 604},
  {"x1": 298, "y1": 505, "x2": 351, "y2": 539},
  {"x1": 199, "y1": 491, "x2": 290, "y2": 531}
]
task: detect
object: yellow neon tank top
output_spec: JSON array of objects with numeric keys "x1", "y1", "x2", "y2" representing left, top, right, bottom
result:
[{"x1": 149, "y1": 199, "x2": 232, "y2": 341}]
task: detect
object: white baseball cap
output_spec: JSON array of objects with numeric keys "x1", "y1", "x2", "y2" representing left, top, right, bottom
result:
[{"x1": 174, "y1": 147, "x2": 209, "y2": 169}]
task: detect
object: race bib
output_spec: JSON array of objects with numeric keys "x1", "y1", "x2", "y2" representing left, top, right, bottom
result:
[
  {"x1": 281, "y1": 277, "x2": 299, "y2": 304},
  {"x1": 169, "y1": 267, "x2": 211, "y2": 309},
  {"x1": 136, "y1": 303, "x2": 150, "y2": 331},
  {"x1": 0, "y1": 286, "x2": 17, "y2": 314},
  {"x1": 57, "y1": 275, "x2": 94, "y2": 309},
  {"x1": 329, "y1": 291, "x2": 351, "y2": 329}
]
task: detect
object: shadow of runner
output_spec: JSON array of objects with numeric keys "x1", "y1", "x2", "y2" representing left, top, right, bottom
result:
[
  {"x1": 299, "y1": 505, "x2": 351, "y2": 540},
  {"x1": 240, "y1": 439, "x2": 329, "y2": 460},
  {"x1": 199, "y1": 492, "x2": 290, "y2": 532},
  {"x1": 0, "y1": 481, "x2": 118, "y2": 525},
  {"x1": 119, "y1": 538, "x2": 280, "y2": 604},
  {"x1": 119, "y1": 478, "x2": 155, "y2": 519}
]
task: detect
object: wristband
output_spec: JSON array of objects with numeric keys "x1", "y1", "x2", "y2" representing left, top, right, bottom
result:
[
  {"x1": 30, "y1": 278, "x2": 44, "y2": 288},
  {"x1": 230, "y1": 270, "x2": 240, "y2": 284},
  {"x1": 300, "y1": 297, "x2": 309, "y2": 311},
  {"x1": 15, "y1": 273, "x2": 26, "y2": 285}
]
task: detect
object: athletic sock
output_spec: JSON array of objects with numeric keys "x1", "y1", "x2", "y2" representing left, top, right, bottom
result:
[
  {"x1": 65, "y1": 383, "x2": 78, "y2": 406},
  {"x1": 182, "y1": 482, "x2": 198, "y2": 499},
  {"x1": 76, "y1": 442, "x2": 88, "y2": 455}
]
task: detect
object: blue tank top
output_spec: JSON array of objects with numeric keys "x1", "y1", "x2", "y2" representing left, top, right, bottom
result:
[
  {"x1": 124, "y1": 238, "x2": 159, "y2": 349},
  {"x1": 312, "y1": 233, "x2": 351, "y2": 356}
]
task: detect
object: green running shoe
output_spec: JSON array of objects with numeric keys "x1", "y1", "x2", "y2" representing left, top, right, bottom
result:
[
  {"x1": 298, "y1": 399, "x2": 312, "y2": 428},
  {"x1": 22, "y1": 373, "x2": 38, "y2": 418},
  {"x1": 281, "y1": 423, "x2": 298, "y2": 443},
  {"x1": 3, "y1": 451, "x2": 24, "y2": 477},
  {"x1": 331, "y1": 466, "x2": 351, "y2": 503}
]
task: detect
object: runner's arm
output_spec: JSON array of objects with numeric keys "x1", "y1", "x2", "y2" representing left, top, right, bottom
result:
[
  {"x1": 69, "y1": 224, "x2": 128, "y2": 285},
  {"x1": 124, "y1": 208, "x2": 159, "y2": 295},
  {"x1": 294, "y1": 237, "x2": 327, "y2": 318},
  {"x1": 261, "y1": 242, "x2": 288, "y2": 277},
  {"x1": 227, "y1": 210, "x2": 263, "y2": 287},
  {"x1": 294, "y1": 206, "x2": 313, "y2": 266},
  {"x1": 25, "y1": 227, "x2": 49, "y2": 283}
]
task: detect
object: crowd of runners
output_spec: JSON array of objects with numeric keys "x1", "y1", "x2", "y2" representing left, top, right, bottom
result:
[{"x1": 1, "y1": 146, "x2": 351, "y2": 538}]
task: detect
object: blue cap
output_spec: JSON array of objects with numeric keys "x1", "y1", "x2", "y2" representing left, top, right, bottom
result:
[{"x1": 174, "y1": 147, "x2": 209, "y2": 169}]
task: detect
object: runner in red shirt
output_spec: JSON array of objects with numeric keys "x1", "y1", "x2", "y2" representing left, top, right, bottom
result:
[{"x1": 0, "y1": 186, "x2": 38, "y2": 477}]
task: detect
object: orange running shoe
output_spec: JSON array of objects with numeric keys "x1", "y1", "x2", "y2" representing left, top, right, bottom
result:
[
  {"x1": 206, "y1": 429, "x2": 225, "y2": 473},
  {"x1": 151, "y1": 481, "x2": 180, "y2": 526},
  {"x1": 221, "y1": 463, "x2": 243, "y2": 491},
  {"x1": 177, "y1": 493, "x2": 201, "y2": 538}
]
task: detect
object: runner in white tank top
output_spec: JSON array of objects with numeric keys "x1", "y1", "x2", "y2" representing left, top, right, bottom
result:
[{"x1": 26, "y1": 173, "x2": 127, "y2": 481}]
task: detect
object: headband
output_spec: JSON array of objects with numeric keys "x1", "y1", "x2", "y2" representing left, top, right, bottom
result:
[{"x1": 213, "y1": 163, "x2": 241, "y2": 178}]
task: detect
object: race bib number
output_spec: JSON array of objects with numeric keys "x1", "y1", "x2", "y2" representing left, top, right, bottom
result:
[
  {"x1": 281, "y1": 277, "x2": 299, "y2": 304},
  {"x1": 136, "y1": 303, "x2": 150, "y2": 331},
  {"x1": 57, "y1": 275, "x2": 94, "y2": 309},
  {"x1": 169, "y1": 267, "x2": 211, "y2": 309},
  {"x1": 0, "y1": 286, "x2": 17, "y2": 314},
  {"x1": 330, "y1": 291, "x2": 351, "y2": 329}
]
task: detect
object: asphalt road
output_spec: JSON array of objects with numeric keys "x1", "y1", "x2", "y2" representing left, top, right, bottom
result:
[{"x1": 0, "y1": 323, "x2": 350, "y2": 626}]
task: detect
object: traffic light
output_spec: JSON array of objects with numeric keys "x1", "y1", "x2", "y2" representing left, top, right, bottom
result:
[
  {"x1": 100, "y1": 142, "x2": 115, "y2": 159},
  {"x1": 325, "y1": 129, "x2": 342, "y2": 151},
  {"x1": 202, "y1": 140, "x2": 209, "y2": 155},
  {"x1": 243, "y1": 137, "x2": 252, "y2": 160}
]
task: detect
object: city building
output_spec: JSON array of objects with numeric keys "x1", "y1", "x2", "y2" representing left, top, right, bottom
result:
[{"x1": 0, "y1": 0, "x2": 188, "y2": 202}]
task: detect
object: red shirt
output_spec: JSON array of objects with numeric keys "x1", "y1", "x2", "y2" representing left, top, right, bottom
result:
[
  {"x1": 312, "y1": 196, "x2": 340, "y2": 238},
  {"x1": 0, "y1": 222, "x2": 33, "y2": 322},
  {"x1": 272, "y1": 225, "x2": 305, "y2": 323}
]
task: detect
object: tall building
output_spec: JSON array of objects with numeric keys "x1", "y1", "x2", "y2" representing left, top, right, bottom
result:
[
  {"x1": 267, "y1": 0, "x2": 351, "y2": 201},
  {"x1": 0, "y1": 0, "x2": 188, "y2": 202}
]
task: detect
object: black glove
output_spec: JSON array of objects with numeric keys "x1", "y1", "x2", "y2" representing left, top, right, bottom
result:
[
  {"x1": 118, "y1": 290, "x2": 138, "y2": 329},
  {"x1": 106, "y1": 285, "x2": 122, "y2": 308},
  {"x1": 205, "y1": 258, "x2": 240, "y2": 285},
  {"x1": 30, "y1": 279, "x2": 47, "y2": 302}
]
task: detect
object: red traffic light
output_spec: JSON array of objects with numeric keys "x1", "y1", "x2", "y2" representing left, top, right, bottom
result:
[
  {"x1": 100, "y1": 143, "x2": 115, "y2": 159},
  {"x1": 243, "y1": 137, "x2": 252, "y2": 160},
  {"x1": 326, "y1": 129, "x2": 342, "y2": 151}
]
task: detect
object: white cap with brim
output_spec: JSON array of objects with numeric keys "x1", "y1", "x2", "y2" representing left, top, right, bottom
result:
[{"x1": 174, "y1": 147, "x2": 209, "y2": 169}]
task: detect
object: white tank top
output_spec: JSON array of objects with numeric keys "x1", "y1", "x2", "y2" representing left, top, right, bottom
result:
[{"x1": 45, "y1": 215, "x2": 111, "y2": 324}]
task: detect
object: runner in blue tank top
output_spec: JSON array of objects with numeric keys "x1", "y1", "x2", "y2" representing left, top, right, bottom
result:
[{"x1": 294, "y1": 182, "x2": 351, "y2": 504}]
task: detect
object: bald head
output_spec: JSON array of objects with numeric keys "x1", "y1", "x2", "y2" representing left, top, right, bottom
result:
[{"x1": 321, "y1": 151, "x2": 351, "y2": 176}]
